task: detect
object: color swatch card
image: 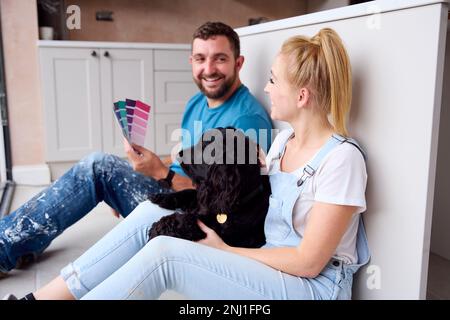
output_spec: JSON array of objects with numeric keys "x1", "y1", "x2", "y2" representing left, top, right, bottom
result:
[{"x1": 113, "y1": 99, "x2": 150, "y2": 146}]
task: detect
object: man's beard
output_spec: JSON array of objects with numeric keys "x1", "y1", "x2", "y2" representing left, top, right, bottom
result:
[{"x1": 194, "y1": 71, "x2": 237, "y2": 100}]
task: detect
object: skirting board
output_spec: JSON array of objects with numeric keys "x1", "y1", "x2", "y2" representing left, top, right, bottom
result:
[
  {"x1": 48, "y1": 161, "x2": 76, "y2": 181},
  {"x1": 12, "y1": 164, "x2": 51, "y2": 185}
]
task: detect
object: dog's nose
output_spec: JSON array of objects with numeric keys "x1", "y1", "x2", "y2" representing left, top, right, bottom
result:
[{"x1": 178, "y1": 150, "x2": 183, "y2": 157}]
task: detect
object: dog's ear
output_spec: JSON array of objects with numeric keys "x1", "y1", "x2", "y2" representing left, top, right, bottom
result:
[{"x1": 197, "y1": 164, "x2": 241, "y2": 213}]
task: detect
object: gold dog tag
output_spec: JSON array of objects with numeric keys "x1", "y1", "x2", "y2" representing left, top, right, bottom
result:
[{"x1": 216, "y1": 213, "x2": 228, "y2": 224}]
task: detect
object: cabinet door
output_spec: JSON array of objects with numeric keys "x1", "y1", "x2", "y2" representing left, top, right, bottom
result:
[
  {"x1": 99, "y1": 49, "x2": 154, "y2": 156},
  {"x1": 40, "y1": 47, "x2": 102, "y2": 162},
  {"x1": 153, "y1": 49, "x2": 197, "y2": 156},
  {"x1": 154, "y1": 71, "x2": 198, "y2": 113},
  {"x1": 154, "y1": 113, "x2": 184, "y2": 156}
]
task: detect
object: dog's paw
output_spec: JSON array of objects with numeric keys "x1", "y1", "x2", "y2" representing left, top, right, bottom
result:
[
  {"x1": 148, "y1": 190, "x2": 197, "y2": 210},
  {"x1": 147, "y1": 212, "x2": 206, "y2": 242},
  {"x1": 148, "y1": 193, "x2": 165, "y2": 204}
]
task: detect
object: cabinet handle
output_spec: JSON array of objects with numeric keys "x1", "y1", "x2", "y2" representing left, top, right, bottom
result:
[
  {"x1": 104, "y1": 51, "x2": 110, "y2": 58},
  {"x1": 91, "y1": 50, "x2": 97, "y2": 57}
]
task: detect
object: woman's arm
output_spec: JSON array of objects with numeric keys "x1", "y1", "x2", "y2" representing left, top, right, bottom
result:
[{"x1": 198, "y1": 202, "x2": 357, "y2": 278}]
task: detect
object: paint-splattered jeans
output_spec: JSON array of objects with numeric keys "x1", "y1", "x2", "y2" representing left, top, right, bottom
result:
[{"x1": 0, "y1": 152, "x2": 170, "y2": 273}]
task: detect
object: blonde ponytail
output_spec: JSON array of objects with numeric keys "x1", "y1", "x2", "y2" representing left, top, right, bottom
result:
[{"x1": 280, "y1": 28, "x2": 352, "y2": 136}]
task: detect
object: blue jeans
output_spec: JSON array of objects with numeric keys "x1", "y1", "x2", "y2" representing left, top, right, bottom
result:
[
  {"x1": 61, "y1": 201, "x2": 354, "y2": 300},
  {"x1": 0, "y1": 152, "x2": 170, "y2": 272}
]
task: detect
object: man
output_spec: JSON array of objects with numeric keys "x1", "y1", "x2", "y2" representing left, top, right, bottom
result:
[{"x1": 0, "y1": 22, "x2": 272, "y2": 274}]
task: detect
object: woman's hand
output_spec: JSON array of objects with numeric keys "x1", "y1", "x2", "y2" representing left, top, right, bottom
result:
[{"x1": 197, "y1": 220, "x2": 230, "y2": 251}]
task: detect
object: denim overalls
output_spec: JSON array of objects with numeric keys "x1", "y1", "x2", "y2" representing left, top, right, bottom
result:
[{"x1": 263, "y1": 129, "x2": 371, "y2": 296}]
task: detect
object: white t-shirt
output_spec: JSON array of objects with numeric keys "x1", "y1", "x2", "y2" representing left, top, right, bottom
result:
[{"x1": 265, "y1": 130, "x2": 368, "y2": 264}]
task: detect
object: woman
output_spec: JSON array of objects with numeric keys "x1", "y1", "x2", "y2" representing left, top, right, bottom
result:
[{"x1": 7, "y1": 27, "x2": 369, "y2": 300}]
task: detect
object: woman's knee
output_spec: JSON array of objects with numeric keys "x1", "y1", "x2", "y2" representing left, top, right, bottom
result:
[
  {"x1": 145, "y1": 236, "x2": 193, "y2": 259},
  {"x1": 119, "y1": 202, "x2": 176, "y2": 242},
  {"x1": 147, "y1": 235, "x2": 181, "y2": 250},
  {"x1": 128, "y1": 201, "x2": 175, "y2": 224}
]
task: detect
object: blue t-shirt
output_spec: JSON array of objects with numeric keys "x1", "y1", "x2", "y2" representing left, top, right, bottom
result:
[{"x1": 170, "y1": 84, "x2": 273, "y2": 176}]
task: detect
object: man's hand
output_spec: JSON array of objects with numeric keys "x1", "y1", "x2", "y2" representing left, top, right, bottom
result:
[{"x1": 123, "y1": 138, "x2": 168, "y2": 180}]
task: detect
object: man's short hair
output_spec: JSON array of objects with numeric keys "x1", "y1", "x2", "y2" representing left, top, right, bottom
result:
[{"x1": 192, "y1": 22, "x2": 240, "y2": 58}]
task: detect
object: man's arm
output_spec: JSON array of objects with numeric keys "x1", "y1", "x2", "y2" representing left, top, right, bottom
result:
[
  {"x1": 168, "y1": 171, "x2": 195, "y2": 191},
  {"x1": 159, "y1": 156, "x2": 195, "y2": 191},
  {"x1": 161, "y1": 156, "x2": 173, "y2": 167},
  {"x1": 124, "y1": 140, "x2": 194, "y2": 191}
]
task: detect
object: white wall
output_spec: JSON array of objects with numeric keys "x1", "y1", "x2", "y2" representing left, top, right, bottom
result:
[
  {"x1": 431, "y1": 23, "x2": 450, "y2": 260},
  {"x1": 237, "y1": 0, "x2": 448, "y2": 299}
]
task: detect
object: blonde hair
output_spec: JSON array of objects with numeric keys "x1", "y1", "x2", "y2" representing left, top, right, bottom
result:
[{"x1": 280, "y1": 28, "x2": 352, "y2": 136}]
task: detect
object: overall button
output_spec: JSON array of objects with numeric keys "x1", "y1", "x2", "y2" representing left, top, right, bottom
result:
[{"x1": 332, "y1": 260, "x2": 340, "y2": 267}]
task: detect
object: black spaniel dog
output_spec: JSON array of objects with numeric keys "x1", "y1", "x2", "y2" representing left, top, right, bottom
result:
[{"x1": 148, "y1": 127, "x2": 271, "y2": 248}]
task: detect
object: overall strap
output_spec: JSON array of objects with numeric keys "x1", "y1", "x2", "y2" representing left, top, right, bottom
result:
[
  {"x1": 331, "y1": 134, "x2": 367, "y2": 161},
  {"x1": 297, "y1": 134, "x2": 363, "y2": 187}
]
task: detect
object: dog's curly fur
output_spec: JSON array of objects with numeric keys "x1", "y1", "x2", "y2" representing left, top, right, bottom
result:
[{"x1": 148, "y1": 127, "x2": 270, "y2": 248}]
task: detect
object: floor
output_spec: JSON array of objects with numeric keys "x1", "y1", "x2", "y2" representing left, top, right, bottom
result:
[
  {"x1": 1, "y1": 185, "x2": 450, "y2": 300},
  {"x1": 0, "y1": 185, "x2": 184, "y2": 300},
  {"x1": 426, "y1": 252, "x2": 450, "y2": 300}
]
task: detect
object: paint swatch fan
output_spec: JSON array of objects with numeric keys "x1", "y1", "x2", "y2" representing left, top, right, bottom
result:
[{"x1": 113, "y1": 99, "x2": 151, "y2": 146}]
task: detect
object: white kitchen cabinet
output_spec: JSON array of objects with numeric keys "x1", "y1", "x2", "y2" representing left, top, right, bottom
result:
[
  {"x1": 38, "y1": 41, "x2": 196, "y2": 162},
  {"x1": 99, "y1": 48, "x2": 154, "y2": 156},
  {"x1": 154, "y1": 113, "x2": 184, "y2": 156},
  {"x1": 39, "y1": 47, "x2": 102, "y2": 162},
  {"x1": 152, "y1": 49, "x2": 198, "y2": 155},
  {"x1": 154, "y1": 71, "x2": 198, "y2": 114}
]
